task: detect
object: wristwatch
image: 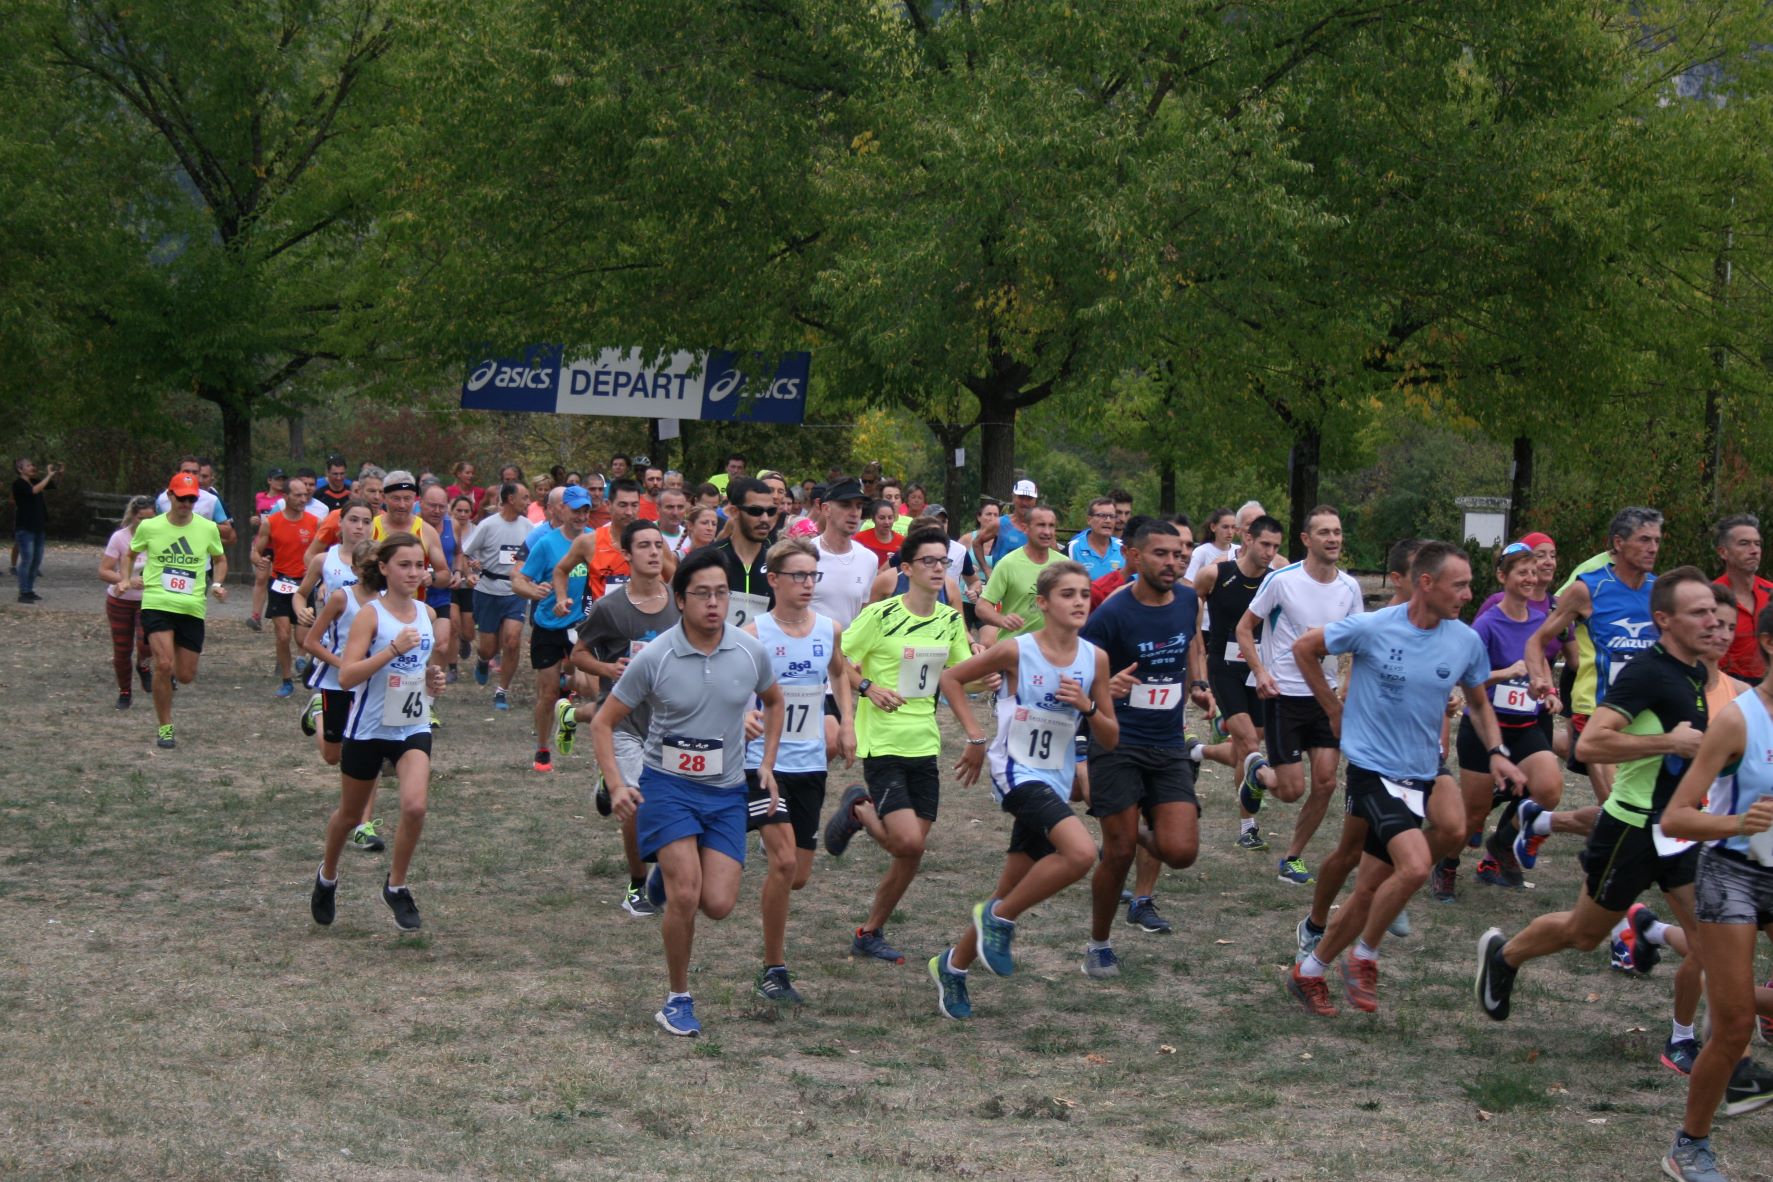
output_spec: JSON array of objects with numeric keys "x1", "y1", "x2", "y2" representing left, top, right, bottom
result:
[
  {"x1": 1487, "y1": 744, "x2": 1510, "y2": 759},
  {"x1": 1190, "y1": 680, "x2": 1210, "y2": 691},
  {"x1": 858, "y1": 679, "x2": 873, "y2": 696}
]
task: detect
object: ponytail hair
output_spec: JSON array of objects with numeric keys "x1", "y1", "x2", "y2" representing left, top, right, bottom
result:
[{"x1": 361, "y1": 532, "x2": 421, "y2": 591}]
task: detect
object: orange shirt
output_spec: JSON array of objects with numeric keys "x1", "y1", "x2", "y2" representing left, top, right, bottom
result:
[
  {"x1": 587, "y1": 524, "x2": 631, "y2": 599},
  {"x1": 267, "y1": 510, "x2": 318, "y2": 579}
]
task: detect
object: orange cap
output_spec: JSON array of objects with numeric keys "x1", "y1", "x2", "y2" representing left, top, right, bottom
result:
[{"x1": 167, "y1": 473, "x2": 201, "y2": 497}]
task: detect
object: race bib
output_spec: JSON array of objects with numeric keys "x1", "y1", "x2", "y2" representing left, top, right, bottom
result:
[
  {"x1": 1380, "y1": 775, "x2": 1428, "y2": 819},
  {"x1": 271, "y1": 577, "x2": 299, "y2": 595},
  {"x1": 1651, "y1": 822, "x2": 1692, "y2": 859},
  {"x1": 604, "y1": 574, "x2": 631, "y2": 589},
  {"x1": 897, "y1": 644, "x2": 950, "y2": 699},
  {"x1": 629, "y1": 639, "x2": 650, "y2": 657},
  {"x1": 496, "y1": 544, "x2": 522, "y2": 567},
  {"x1": 1492, "y1": 678, "x2": 1536, "y2": 714},
  {"x1": 664, "y1": 735, "x2": 723, "y2": 778},
  {"x1": 779, "y1": 683, "x2": 825, "y2": 743},
  {"x1": 1224, "y1": 641, "x2": 1246, "y2": 664},
  {"x1": 1007, "y1": 704, "x2": 1073, "y2": 771},
  {"x1": 381, "y1": 671, "x2": 431, "y2": 728},
  {"x1": 1127, "y1": 677, "x2": 1183, "y2": 712},
  {"x1": 727, "y1": 591, "x2": 770, "y2": 628},
  {"x1": 160, "y1": 568, "x2": 199, "y2": 595}
]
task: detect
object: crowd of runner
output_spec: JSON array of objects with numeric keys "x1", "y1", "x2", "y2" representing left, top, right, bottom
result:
[{"x1": 70, "y1": 446, "x2": 1773, "y2": 1182}]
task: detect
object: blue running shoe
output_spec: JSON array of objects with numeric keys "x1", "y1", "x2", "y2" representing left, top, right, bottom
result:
[
  {"x1": 275, "y1": 679, "x2": 294, "y2": 699},
  {"x1": 1628, "y1": 902, "x2": 1662, "y2": 975},
  {"x1": 1661, "y1": 1037, "x2": 1699, "y2": 1076},
  {"x1": 474, "y1": 659, "x2": 490, "y2": 687},
  {"x1": 1609, "y1": 934, "x2": 1636, "y2": 974},
  {"x1": 973, "y1": 900, "x2": 1016, "y2": 977},
  {"x1": 493, "y1": 688, "x2": 509, "y2": 711},
  {"x1": 1240, "y1": 752, "x2": 1269, "y2": 814},
  {"x1": 1514, "y1": 799, "x2": 1547, "y2": 870},
  {"x1": 1125, "y1": 896, "x2": 1173, "y2": 934},
  {"x1": 1277, "y1": 856, "x2": 1314, "y2": 885},
  {"x1": 656, "y1": 995, "x2": 700, "y2": 1037},
  {"x1": 646, "y1": 864, "x2": 667, "y2": 907},
  {"x1": 851, "y1": 927, "x2": 904, "y2": 964},
  {"x1": 1081, "y1": 945, "x2": 1121, "y2": 979},
  {"x1": 929, "y1": 949, "x2": 972, "y2": 1019},
  {"x1": 1467, "y1": 829, "x2": 1484, "y2": 848}
]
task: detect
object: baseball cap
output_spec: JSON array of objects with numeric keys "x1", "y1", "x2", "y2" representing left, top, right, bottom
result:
[
  {"x1": 925, "y1": 503, "x2": 948, "y2": 518},
  {"x1": 167, "y1": 473, "x2": 201, "y2": 497},
  {"x1": 383, "y1": 469, "x2": 418, "y2": 492},
  {"x1": 561, "y1": 484, "x2": 594, "y2": 509},
  {"x1": 823, "y1": 477, "x2": 865, "y2": 502},
  {"x1": 1012, "y1": 479, "x2": 1038, "y2": 498},
  {"x1": 266, "y1": 467, "x2": 286, "y2": 479}
]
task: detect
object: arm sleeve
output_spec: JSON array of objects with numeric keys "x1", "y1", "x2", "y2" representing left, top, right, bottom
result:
[
  {"x1": 1246, "y1": 572, "x2": 1279, "y2": 621},
  {"x1": 129, "y1": 523, "x2": 151, "y2": 554},
  {"x1": 1459, "y1": 633, "x2": 1492, "y2": 688},
  {"x1": 519, "y1": 542, "x2": 552, "y2": 583},
  {"x1": 1597, "y1": 659, "x2": 1658, "y2": 720},
  {"x1": 842, "y1": 606, "x2": 877, "y2": 665},
  {"x1": 204, "y1": 522, "x2": 225, "y2": 557},
  {"x1": 751, "y1": 640, "x2": 776, "y2": 695},
  {"x1": 1322, "y1": 612, "x2": 1368, "y2": 656},
  {"x1": 982, "y1": 560, "x2": 1011, "y2": 604},
  {"x1": 944, "y1": 609, "x2": 972, "y2": 667},
  {"x1": 610, "y1": 643, "x2": 656, "y2": 709}
]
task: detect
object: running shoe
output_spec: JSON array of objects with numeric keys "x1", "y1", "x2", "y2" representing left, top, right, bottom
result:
[
  {"x1": 973, "y1": 900, "x2": 1016, "y2": 976},
  {"x1": 622, "y1": 886, "x2": 658, "y2": 918},
  {"x1": 493, "y1": 688, "x2": 509, "y2": 711},
  {"x1": 1662, "y1": 1133, "x2": 1726, "y2": 1182},
  {"x1": 1661, "y1": 1037, "x2": 1700, "y2": 1076},
  {"x1": 457, "y1": 636, "x2": 471, "y2": 661},
  {"x1": 1388, "y1": 909, "x2": 1411, "y2": 938},
  {"x1": 1342, "y1": 953, "x2": 1379, "y2": 1013},
  {"x1": 310, "y1": 870, "x2": 336, "y2": 926},
  {"x1": 1761, "y1": 977, "x2": 1773, "y2": 1043},
  {"x1": 1277, "y1": 856, "x2": 1314, "y2": 885},
  {"x1": 1125, "y1": 896, "x2": 1173, "y2": 934},
  {"x1": 382, "y1": 877, "x2": 421, "y2": 932},
  {"x1": 851, "y1": 927, "x2": 904, "y2": 964},
  {"x1": 656, "y1": 995, "x2": 700, "y2": 1037},
  {"x1": 929, "y1": 950, "x2": 972, "y2": 1019},
  {"x1": 823, "y1": 785, "x2": 868, "y2": 856},
  {"x1": 1295, "y1": 916, "x2": 1324, "y2": 964},
  {"x1": 1208, "y1": 711, "x2": 1228, "y2": 744},
  {"x1": 138, "y1": 665, "x2": 152, "y2": 692},
  {"x1": 554, "y1": 698, "x2": 577, "y2": 757},
  {"x1": 428, "y1": 707, "x2": 440, "y2": 729},
  {"x1": 246, "y1": 613, "x2": 263, "y2": 632},
  {"x1": 755, "y1": 966, "x2": 804, "y2": 1005},
  {"x1": 1514, "y1": 799, "x2": 1548, "y2": 870},
  {"x1": 445, "y1": 665, "x2": 459, "y2": 685},
  {"x1": 1432, "y1": 859, "x2": 1457, "y2": 902},
  {"x1": 1467, "y1": 829, "x2": 1484, "y2": 848},
  {"x1": 275, "y1": 679, "x2": 294, "y2": 699},
  {"x1": 1628, "y1": 902, "x2": 1663, "y2": 975},
  {"x1": 1286, "y1": 963, "x2": 1337, "y2": 1018},
  {"x1": 1235, "y1": 826, "x2": 1268, "y2": 851},
  {"x1": 156, "y1": 724, "x2": 176, "y2": 749},
  {"x1": 115, "y1": 692, "x2": 131, "y2": 711},
  {"x1": 1081, "y1": 945, "x2": 1121, "y2": 979},
  {"x1": 294, "y1": 656, "x2": 312, "y2": 681},
  {"x1": 301, "y1": 692, "x2": 322, "y2": 737},
  {"x1": 1476, "y1": 856, "x2": 1519, "y2": 888},
  {"x1": 596, "y1": 782, "x2": 613, "y2": 818},
  {"x1": 1610, "y1": 933, "x2": 1637, "y2": 974},
  {"x1": 350, "y1": 820, "x2": 385, "y2": 852},
  {"x1": 533, "y1": 749, "x2": 553, "y2": 773},
  {"x1": 1484, "y1": 829, "x2": 1525, "y2": 887},
  {"x1": 646, "y1": 864, "x2": 667, "y2": 907},
  {"x1": 475, "y1": 658, "x2": 490, "y2": 686},
  {"x1": 1475, "y1": 927, "x2": 1516, "y2": 1021},
  {"x1": 1240, "y1": 752, "x2": 1269, "y2": 814},
  {"x1": 1724, "y1": 1057, "x2": 1773, "y2": 1116}
]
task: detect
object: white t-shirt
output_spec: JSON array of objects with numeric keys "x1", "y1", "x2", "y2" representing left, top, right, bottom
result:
[
  {"x1": 1246, "y1": 561, "x2": 1365, "y2": 696},
  {"x1": 811, "y1": 537, "x2": 875, "y2": 628},
  {"x1": 155, "y1": 487, "x2": 228, "y2": 524},
  {"x1": 1184, "y1": 541, "x2": 1235, "y2": 584},
  {"x1": 269, "y1": 498, "x2": 328, "y2": 521}
]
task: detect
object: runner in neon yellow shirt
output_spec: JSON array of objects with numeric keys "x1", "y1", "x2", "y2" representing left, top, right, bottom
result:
[{"x1": 132, "y1": 472, "x2": 228, "y2": 749}]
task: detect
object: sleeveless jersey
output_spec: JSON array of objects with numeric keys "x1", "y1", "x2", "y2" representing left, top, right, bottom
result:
[
  {"x1": 266, "y1": 511, "x2": 317, "y2": 580},
  {"x1": 320, "y1": 544, "x2": 358, "y2": 600},
  {"x1": 344, "y1": 598, "x2": 435, "y2": 741},
  {"x1": 310, "y1": 585, "x2": 371, "y2": 692},
  {"x1": 988, "y1": 633, "x2": 1097, "y2": 801},
  {"x1": 1572, "y1": 564, "x2": 1657, "y2": 715},
  {"x1": 1711, "y1": 687, "x2": 1773, "y2": 859},
  {"x1": 1204, "y1": 558, "x2": 1265, "y2": 671},
  {"x1": 745, "y1": 612, "x2": 835, "y2": 774},
  {"x1": 426, "y1": 517, "x2": 457, "y2": 611}
]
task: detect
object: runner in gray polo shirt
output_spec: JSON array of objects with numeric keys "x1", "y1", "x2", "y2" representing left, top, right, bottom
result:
[
  {"x1": 594, "y1": 547, "x2": 786, "y2": 1037},
  {"x1": 462, "y1": 481, "x2": 532, "y2": 706}
]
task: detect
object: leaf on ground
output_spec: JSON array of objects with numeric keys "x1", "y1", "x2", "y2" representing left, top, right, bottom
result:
[
  {"x1": 1477, "y1": 1109, "x2": 1493, "y2": 1121},
  {"x1": 1083, "y1": 1053, "x2": 1109, "y2": 1065},
  {"x1": 1157, "y1": 1045, "x2": 1176, "y2": 1055}
]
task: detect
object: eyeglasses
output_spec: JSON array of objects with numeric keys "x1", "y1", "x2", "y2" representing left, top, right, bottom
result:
[
  {"x1": 683, "y1": 587, "x2": 731, "y2": 601},
  {"x1": 1501, "y1": 542, "x2": 1532, "y2": 556},
  {"x1": 780, "y1": 570, "x2": 824, "y2": 584},
  {"x1": 1089, "y1": 512, "x2": 1115, "y2": 520},
  {"x1": 738, "y1": 504, "x2": 778, "y2": 518},
  {"x1": 909, "y1": 555, "x2": 948, "y2": 569}
]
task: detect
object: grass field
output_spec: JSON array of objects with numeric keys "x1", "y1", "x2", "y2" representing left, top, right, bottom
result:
[{"x1": 3, "y1": 550, "x2": 1771, "y2": 1181}]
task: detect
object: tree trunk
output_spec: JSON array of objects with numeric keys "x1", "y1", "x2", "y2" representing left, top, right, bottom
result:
[
  {"x1": 288, "y1": 413, "x2": 305, "y2": 462},
  {"x1": 649, "y1": 418, "x2": 667, "y2": 473},
  {"x1": 1158, "y1": 456, "x2": 1176, "y2": 515},
  {"x1": 977, "y1": 383, "x2": 1017, "y2": 505},
  {"x1": 1703, "y1": 225, "x2": 1732, "y2": 512},
  {"x1": 930, "y1": 422, "x2": 969, "y2": 539},
  {"x1": 218, "y1": 393, "x2": 255, "y2": 580},
  {"x1": 1286, "y1": 423, "x2": 1322, "y2": 562},
  {"x1": 1508, "y1": 435, "x2": 1534, "y2": 536}
]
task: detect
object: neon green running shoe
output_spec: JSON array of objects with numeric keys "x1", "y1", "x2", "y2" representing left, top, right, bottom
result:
[
  {"x1": 554, "y1": 698, "x2": 578, "y2": 757},
  {"x1": 156, "y1": 724, "x2": 176, "y2": 749}
]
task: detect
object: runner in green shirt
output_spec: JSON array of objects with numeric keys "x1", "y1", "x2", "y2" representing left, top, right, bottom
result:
[
  {"x1": 823, "y1": 525, "x2": 978, "y2": 964},
  {"x1": 977, "y1": 505, "x2": 1059, "y2": 640},
  {"x1": 131, "y1": 473, "x2": 228, "y2": 749}
]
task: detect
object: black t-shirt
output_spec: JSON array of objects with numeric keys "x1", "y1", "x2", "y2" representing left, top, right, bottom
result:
[
  {"x1": 313, "y1": 484, "x2": 354, "y2": 514},
  {"x1": 1204, "y1": 558, "x2": 1265, "y2": 666},
  {"x1": 712, "y1": 537, "x2": 774, "y2": 626},
  {"x1": 1597, "y1": 643, "x2": 1708, "y2": 820},
  {"x1": 12, "y1": 477, "x2": 47, "y2": 532}
]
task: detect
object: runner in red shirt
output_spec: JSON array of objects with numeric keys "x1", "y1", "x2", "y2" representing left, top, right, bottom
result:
[{"x1": 1712, "y1": 513, "x2": 1771, "y2": 681}]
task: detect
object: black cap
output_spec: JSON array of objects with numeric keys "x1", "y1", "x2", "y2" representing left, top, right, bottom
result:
[
  {"x1": 266, "y1": 467, "x2": 286, "y2": 479},
  {"x1": 823, "y1": 477, "x2": 865, "y2": 502}
]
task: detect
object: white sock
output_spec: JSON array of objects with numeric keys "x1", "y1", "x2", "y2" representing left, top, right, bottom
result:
[
  {"x1": 1087, "y1": 939, "x2": 1111, "y2": 952},
  {"x1": 316, "y1": 864, "x2": 336, "y2": 887},
  {"x1": 1646, "y1": 920, "x2": 1672, "y2": 946},
  {"x1": 1529, "y1": 810, "x2": 1553, "y2": 836},
  {"x1": 987, "y1": 900, "x2": 1015, "y2": 926},
  {"x1": 1300, "y1": 953, "x2": 1328, "y2": 978},
  {"x1": 1354, "y1": 939, "x2": 1380, "y2": 962},
  {"x1": 1241, "y1": 817, "x2": 1257, "y2": 834},
  {"x1": 1610, "y1": 917, "x2": 1631, "y2": 939},
  {"x1": 667, "y1": 990, "x2": 691, "y2": 1003},
  {"x1": 1672, "y1": 1020, "x2": 1695, "y2": 1043},
  {"x1": 945, "y1": 948, "x2": 967, "y2": 976}
]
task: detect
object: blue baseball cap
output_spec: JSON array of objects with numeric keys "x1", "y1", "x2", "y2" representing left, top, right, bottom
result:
[{"x1": 561, "y1": 484, "x2": 593, "y2": 509}]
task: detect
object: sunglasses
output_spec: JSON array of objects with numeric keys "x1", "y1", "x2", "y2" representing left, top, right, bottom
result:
[
  {"x1": 1501, "y1": 542, "x2": 1533, "y2": 556},
  {"x1": 173, "y1": 495, "x2": 199, "y2": 504},
  {"x1": 738, "y1": 504, "x2": 778, "y2": 518}
]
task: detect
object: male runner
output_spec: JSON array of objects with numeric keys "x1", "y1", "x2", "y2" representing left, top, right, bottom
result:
[
  {"x1": 638, "y1": 464, "x2": 665, "y2": 521},
  {"x1": 155, "y1": 455, "x2": 236, "y2": 544},
  {"x1": 1525, "y1": 506, "x2": 1662, "y2": 801},
  {"x1": 132, "y1": 472, "x2": 228, "y2": 748},
  {"x1": 1478, "y1": 567, "x2": 1718, "y2": 1027},
  {"x1": 1065, "y1": 497, "x2": 1124, "y2": 582},
  {"x1": 977, "y1": 505, "x2": 1059, "y2": 640},
  {"x1": 1076, "y1": 519, "x2": 1209, "y2": 977},
  {"x1": 1236, "y1": 505, "x2": 1365, "y2": 884},
  {"x1": 712, "y1": 476, "x2": 778, "y2": 627},
  {"x1": 253, "y1": 475, "x2": 319, "y2": 697},
  {"x1": 1195, "y1": 514, "x2": 1285, "y2": 850},
  {"x1": 312, "y1": 455, "x2": 354, "y2": 514},
  {"x1": 656, "y1": 487, "x2": 690, "y2": 551},
  {"x1": 986, "y1": 479, "x2": 1039, "y2": 564},
  {"x1": 1713, "y1": 514, "x2": 1769, "y2": 683},
  {"x1": 597, "y1": 549, "x2": 783, "y2": 1037},
  {"x1": 810, "y1": 477, "x2": 873, "y2": 628},
  {"x1": 823, "y1": 527, "x2": 976, "y2": 963},
  {"x1": 462, "y1": 481, "x2": 532, "y2": 709},
  {"x1": 1285, "y1": 542, "x2": 1522, "y2": 1015},
  {"x1": 511, "y1": 484, "x2": 593, "y2": 772}
]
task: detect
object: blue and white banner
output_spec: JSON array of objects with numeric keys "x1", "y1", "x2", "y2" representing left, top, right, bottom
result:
[{"x1": 460, "y1": 347, "x2": 809, "y2": 424}]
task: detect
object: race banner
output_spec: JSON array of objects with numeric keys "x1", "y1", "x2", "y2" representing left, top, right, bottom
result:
[{"x1": 460, "y1": 346, "x2": 809, "y2": 424}]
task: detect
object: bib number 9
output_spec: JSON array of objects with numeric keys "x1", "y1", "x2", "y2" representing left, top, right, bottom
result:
[{"x1": 897, "y1": 645, "x2": 949, "y2": 699}]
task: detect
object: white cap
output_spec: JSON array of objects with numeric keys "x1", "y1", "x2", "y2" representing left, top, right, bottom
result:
[{"x1": 1012, "y1": 479, "x2": 1038, "y2": 498}]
